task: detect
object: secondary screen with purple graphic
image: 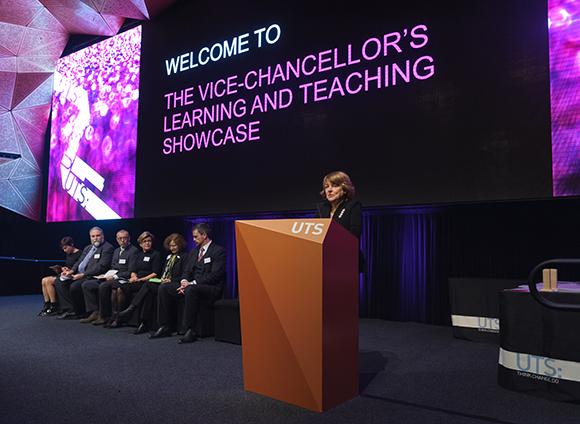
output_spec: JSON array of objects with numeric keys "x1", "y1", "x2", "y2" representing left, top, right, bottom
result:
[
  {"x1": 135, "y1": 0, "x2": 552, "y2": 218},
  {"x1": 550, "y1": 0, "x2": 580, "y2": 196},
  {"x1": 46, "y1": 26, "x2": 141, "y2": 222}
]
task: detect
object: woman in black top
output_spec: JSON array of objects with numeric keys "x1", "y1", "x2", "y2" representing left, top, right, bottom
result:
[
  {"x1": 116, "y1": 233, "x2": 188, "y2": 334},
  {"x1": 38, "y1": 236, "x2": 81, "y2": 316},
  {"x1": 109, "y1": 231, "x2": 162, "y2": 328},
  {"x1": 317, "y1": 171, "x2": 362, "y2": 238},
  {"x1": 317, "y1": 171, "x2": 364, "y2": 272}
]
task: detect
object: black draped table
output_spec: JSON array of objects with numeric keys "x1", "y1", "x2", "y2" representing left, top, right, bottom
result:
[
  {"x1": 449, "y1": 278, "x2": 521, "y2": 342},
  {"x1": 498, "y1": 283, "x2": 580, "y2": 402}
]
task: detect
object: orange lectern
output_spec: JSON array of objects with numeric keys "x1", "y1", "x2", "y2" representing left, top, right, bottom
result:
[{"x1": 235, "y1": 218, "x2": 359, "y2": 412}]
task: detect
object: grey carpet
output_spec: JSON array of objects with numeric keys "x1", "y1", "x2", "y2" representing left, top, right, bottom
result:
[{"x1": 1, "y1": 295, "x2": 579, "y2": 424}]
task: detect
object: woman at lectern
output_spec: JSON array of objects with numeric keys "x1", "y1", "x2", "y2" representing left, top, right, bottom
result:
[
  {"x1": 317, "y1": 171, "x2": 362, "y2": 239},
  {"x1": 108, "y1": 231, "x2": 162, "y2": 328},
  {"x1": 38, "y1": 236, "x2": 81, "y2": 316}
]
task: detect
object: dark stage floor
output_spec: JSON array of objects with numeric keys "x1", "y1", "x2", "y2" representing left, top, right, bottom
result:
[{"x1": 1, "y1": 295, "x2": 579, "y2": 424}]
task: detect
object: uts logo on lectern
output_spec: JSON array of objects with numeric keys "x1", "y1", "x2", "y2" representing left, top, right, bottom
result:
[{"x1": 291, "y1": 222, "x2": 324, "y2": 235}]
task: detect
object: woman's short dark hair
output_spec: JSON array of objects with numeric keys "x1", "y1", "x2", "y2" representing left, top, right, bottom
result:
[
  {"x1": 59, "y1": 236, "x2": 75, "y2": 248},
  {"x1": 320, "y1": 171, "x2": 356, "y2": 199},
  {"x1": 163, "y1": 233, "x2": 186, "y2": 251},
  {"x1": 137, "y1": 231, "x2": 155, "y2": 244}
]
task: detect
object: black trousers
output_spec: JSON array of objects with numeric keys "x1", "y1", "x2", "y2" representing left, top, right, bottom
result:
[
  {"x1": 55, "y1": 277, "x2": 86, "y2": 315},
  {"x1": 158, "y1": 282, "x2": 220, "y2": 330},
  {"x1": 130, "y1": 281, "x2": 160, "y2": 325},
  {"x1": 118, "y1": 281, "x2": 144, "y2": 297},
  {"x1": 98, "y1": 280, "x2": 114, "y2": 319},
  {"x1": 81, "y1": 279, "x2": 103, "y2": 313}
]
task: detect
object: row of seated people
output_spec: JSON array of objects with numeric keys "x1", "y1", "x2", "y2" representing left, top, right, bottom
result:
[{"x1": 38, "y1": 222, "x2": 226, "y2": 344}]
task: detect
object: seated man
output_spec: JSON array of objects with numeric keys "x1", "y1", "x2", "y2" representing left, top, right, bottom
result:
[
  {"x1": 56, "y1": 227, "x2": 114, "y2": 319},
  {"x1": 79, "y1": 229, "x2": 138, "y2": 324},
  {"x1": 151, "y1": 223, "x2": 226, "y2": 343}
]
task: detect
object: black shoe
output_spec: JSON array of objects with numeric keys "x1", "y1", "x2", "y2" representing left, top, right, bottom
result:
[
  {"x1": 116, "y1": 305, "x2": 136, "y2": 324},
  {"x1": 108, "y1": 320, "x2": 123, "y2": 328},
  {"x1": 150, "y1": 326, "x2": 172, "y2": 339},
  {"x1": 179, "y1": 329, "x2": 198, "y2": 344},
  {"x1": 38, "y1": 303, "x2": 50, "y2": 316},
  {"x1": 79, "y1": 311, "x2": 99, "y2": 323},
  {"x1": 92, "y1": 317, "x2": 107, "y2": 326},
  {"x1": 46, "y1": 304, "x2": 59, "y2": 316},
  {"x1": 57, "y1": 311, "x2": 76, "y2": 320},
  {"x1": 133, "y1": 322, "x2": 148, "y2": 335}
]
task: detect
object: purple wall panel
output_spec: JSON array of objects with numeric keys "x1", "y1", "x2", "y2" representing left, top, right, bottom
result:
[{"x1": 46, "y1": 26, "x2": 142, "y2": 222}]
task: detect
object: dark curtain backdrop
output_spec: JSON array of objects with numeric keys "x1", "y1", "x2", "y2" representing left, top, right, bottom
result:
[
  {"x1": 3, "y1": 198, "x2": 580, "y2": 324},
  {"x1": 360, "y1": 208, "x2": 451, "y2": 323}
]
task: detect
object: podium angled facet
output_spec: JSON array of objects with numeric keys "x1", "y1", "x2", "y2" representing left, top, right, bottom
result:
[{"x1": 235, "y1": 218, "x2": 359, "y2": 412}]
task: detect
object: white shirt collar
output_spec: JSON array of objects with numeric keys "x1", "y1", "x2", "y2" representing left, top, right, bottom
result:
[{"x1": 199, "y1": 240, "x2": 212, "y2": 255}]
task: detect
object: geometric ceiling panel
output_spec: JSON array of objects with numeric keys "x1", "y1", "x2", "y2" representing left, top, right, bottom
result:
[
  {"x1": 11, "y1": 72, "x2": 52, "y2": 108},
  {"x1": 0, "y1": 71, "x2": 16, "y2": 109},
  {"x1": 0, "y1": 57, "x2": 17, "y2": 72},
  {"x1": 40, "y1": 3, "x2": 123, "y2": 36},
  {"x1": 0, "y1": 22, "x2": 27, "y2": 56},
  {"x1": 82, "y1": 0, "x2": 106, "y2": 10},
  {"x1": 18, "y1": 26, "x2": 68, "y2": 56},
  {"x1": 0, "y1": 0, "x2": 44, "y2": 27},
  {"x1": 0, "y1": 112, "x2": 19, "y2": 154},
  {"x1": 99, "y1": 0, "x2": 149, "y2": 20},
  {"x1": 17, "y1": 56, "x2": 58, "y2": 73},
  {"x1": 0, "y1": 159, "x2": 18, "y2": 179},
  {"x1": 14, "y1": 122, "x2": 40, "y2": 170},
  {"x1": 11, "y1": 156, "x2": 39, "y2": 179},
  {"x1": 28, "y1": 6, "x2": 66, "y2": 32},
  {"x1": 0, "y1": 44, "x2": 13, "y2": 57},
  {"x1": 12, "y1": 110, "x2": 46, "y2": 165},
  {"x1": 99, "y1": 13, "x2": 127, "y2": 35},
  {"x1": 11, "y1": 174, "x2": 42, "y2": 214},
  {"x1": 0, "y1": 179, "x2": 33, "y2": 218},
  {"x1": 12, "y1": 73, "x2": 52, "y2": 109},
  {"x1": 12, "y1": 104, "x2": 51, "y2": 133}
]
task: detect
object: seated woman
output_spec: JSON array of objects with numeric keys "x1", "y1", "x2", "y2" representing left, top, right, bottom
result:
[
  {"x1": 116, "y1": 233, "x2": 188, "y2": 334},
  {"x1": 108, "y1": 231, "x2": 162, "y2": 328},
  {"x1": 317, "y1": 171, "x2": 361, "y2": 238},
  {"x1": 38, "y1": 236, "x2": 81, "y2": 316}
]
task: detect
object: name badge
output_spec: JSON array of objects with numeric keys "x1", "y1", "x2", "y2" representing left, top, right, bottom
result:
[
  {"x1": 143, "y1": 256, "x2": 150, "y2": 262},
  {"x1": 204, "y1": 257, "x2": 211, "y2": 264},
  {"x1": 119, "y1": 259, "x2": 126, "y2": 264},
  {"x1": 94, "y1": 254, "x2": 101, "y2": 259}
]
